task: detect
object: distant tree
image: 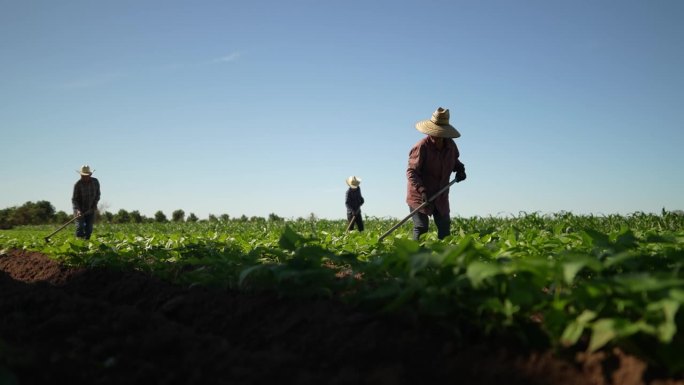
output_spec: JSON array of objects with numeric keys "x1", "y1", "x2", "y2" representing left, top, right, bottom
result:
[
  {"x1": 33, "y1": 201, "x2": 56, "y2": 223},
  {"x1": 101, "y1": 211, "x2": 114, "y2": 223},
  {"x1": 54, "y1": 211, "x2": 70, "y2": 224},
  {"x1": 239, "y1": 214, "x2": 248, "y2": 222},
  {"x1": 172, "y1": 209, "x2": 185, "y2": 222},
  {"x1": 208, "y1": 214, "x2": 218, "y2": 222},
  {"x1": 130, "y1": 210, "x2": 144, "y2": 223},
  {"x1": 11, "y1": 201, "x2": 56, "y2": 225},
  {"x1": 220, "y1": 214, "x2": 230, "y2": 222},
  {"x1": 187, "y1": 213, "x2": 199, "y2": 222},
  {"x1": 113, "y1": 209, "x2": 130, "y2": 224},
  {"x1": 154, "y1": 211, "x2": 168, "y2": 223},
  {"x1": 268, "y1": 213, "x2": 284, "y2": 222},
  {"x1": 0, "y1": 208, "x2": 12, "y2": 229}
]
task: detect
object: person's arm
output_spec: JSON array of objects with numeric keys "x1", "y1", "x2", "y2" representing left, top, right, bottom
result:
[
  {"x1": 93, "y1": 179, "x2": 101, "y2": 211},
  {"x1": 72, "y1": 182, "x2": 81, "y2": 214},
  {"x1": 345, "y1": 189, "x2": 353, "y2": 211},
  {"x1": 407, "y1": 144, "x2": 426, "y2": 195},
  {"x1": 453, "y1": 142, "x2": 466, "y2": 182}
]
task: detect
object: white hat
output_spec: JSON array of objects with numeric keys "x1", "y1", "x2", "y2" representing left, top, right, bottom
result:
[
  {"x1": 415, "y1": 107, "x2": 461, "y2": 138},
  {"x1": 346, "y1": 176, "x2": 361, "y2": 188},
  {"x1": 77, "y1": 165, "x2": 94, "y2": 175}
]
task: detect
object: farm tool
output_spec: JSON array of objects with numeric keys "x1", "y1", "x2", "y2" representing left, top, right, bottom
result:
[
  {"x1": 346, "y1": 215, "x2": 356, "y2": 232},
  {"x1": 378, "y1": 178, "x2": 459, "y2": 242},
  {"x1": 44, "y1": 213, "x2": 83, "y2": 243}
]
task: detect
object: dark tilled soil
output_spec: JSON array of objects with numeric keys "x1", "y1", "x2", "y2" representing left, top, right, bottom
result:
[{"x1": 0, "y1": 249, "x2": 681, "y2": 385}]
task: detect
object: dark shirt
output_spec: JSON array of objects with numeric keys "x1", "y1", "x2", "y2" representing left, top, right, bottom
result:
[
  {"x1": 406, "y1": 136, "x2": 465, "y2": 215},
  {"x1": 345, "y1": 187, "x2": 364, "y2": 214},
  {"x1": 72, "y1": 177, "x2": 101, "y2": 213}
]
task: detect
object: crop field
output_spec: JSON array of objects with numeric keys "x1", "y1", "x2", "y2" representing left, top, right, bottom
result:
[{"x1": 1, "y1": 212, "x2": 683, "y2": 384}]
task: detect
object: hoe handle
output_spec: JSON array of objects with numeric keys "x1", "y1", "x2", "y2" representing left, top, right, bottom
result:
[
  {"x1": 346, "y1": 215, "x2": 356, "y2": 232},
  {"x1": 44, "y1": 214, "x2": 83, "y2": 241},
  {"x1": 378, "y1": 179, "x2": 459, "y2": 242}
]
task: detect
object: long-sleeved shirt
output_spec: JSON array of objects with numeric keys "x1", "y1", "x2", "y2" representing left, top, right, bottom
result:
[
  {"x1": 345, "y1": 187, "x2": 364, "y2": 214},
  {"x1": 406, "y1": 136, "x2": 465, "y2": 216},
  {"x1": 72, "y1": 177, "x2": 101, "y2": 213}
]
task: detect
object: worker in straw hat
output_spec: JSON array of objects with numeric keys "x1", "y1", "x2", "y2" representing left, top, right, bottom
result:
[
  {"x1": 72, "y1": 164, "x2": 101, "y2": 240},
  {"x1": 345, "y1": 176, "x2": 365, "y2": 231},
  {"x1": 406, "y1": 107, "x2": 466, "y2": 240}
]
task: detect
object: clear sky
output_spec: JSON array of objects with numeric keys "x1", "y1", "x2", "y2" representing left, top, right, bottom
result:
[{"x1": 2, "y1": 0, "x2": 683, "y2": 220}]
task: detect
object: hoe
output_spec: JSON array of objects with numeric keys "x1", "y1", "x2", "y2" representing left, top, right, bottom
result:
[
  {"x1": 378, "y1": 179, "x2": 459, "y2": 242},
  {"x1": 44, "y1": 213, "x2": 83, "y2": 243}
]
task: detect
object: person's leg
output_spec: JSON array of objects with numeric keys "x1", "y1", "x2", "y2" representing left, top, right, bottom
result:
[
  {"x1": 356, "y1": 214, "x2": 364, "y2": 232},
  {"x1": 433, "y1": 209, "x2": 451, "y2": 240},
  {"x1": 409, "y1": 206, "x2": 429, "y2": 240},
  {"x1": 83, "y1": 213, "x2": 95, "y2": 240},
  {"x1": 75, "y1": 216, "x2": 87, "y2": 238}
]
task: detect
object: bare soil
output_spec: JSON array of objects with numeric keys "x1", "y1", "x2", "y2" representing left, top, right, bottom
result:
[{"x1": 0, "y1": 249, "x2": 681, "y2": 385}]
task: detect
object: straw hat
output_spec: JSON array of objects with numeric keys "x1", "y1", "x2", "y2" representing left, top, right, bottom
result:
[
  {"x1": 346, "y1": 176, "x2": 361, "y2": 188},
  {"x1": 415, "y1": 107, "x2": 461, "y2": 138},
  {"x1": 77, "y1": 165, "x2": 94, "y2": 176}
]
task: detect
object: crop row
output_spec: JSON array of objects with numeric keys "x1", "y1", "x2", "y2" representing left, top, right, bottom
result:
[{"x1": 1, "y1": 211, "x2": 683, "y2": 373}]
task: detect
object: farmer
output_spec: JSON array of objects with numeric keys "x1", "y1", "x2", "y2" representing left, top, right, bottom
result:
[
  {"x1": 406, "y1": 107, "x2": 466, "y2": 240},
  {"x1": 72, "y1": 164, "x2": 101, "y2": 240},
  {"x1": 345, "y1": 176, "x2": 365, "y2": 231}
]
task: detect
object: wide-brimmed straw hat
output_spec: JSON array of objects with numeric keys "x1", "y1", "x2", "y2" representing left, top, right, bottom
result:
[
  {"x1": 415, "y1": 107, "x2": 461, "y2": 138},
  {"x1": 77, "y1": 165, "x2": 94, "y2": 176},
  {"x1": 346, "y1": 176, "x2": 361, "y2": 188}
]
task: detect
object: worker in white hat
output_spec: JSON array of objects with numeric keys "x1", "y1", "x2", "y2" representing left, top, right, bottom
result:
[
  {"x1": 345, "y1": 176, "x2": 365, "y2": 231},
  {"x1": 72, "y1": 164, "x2": 101, "y2": 239}
]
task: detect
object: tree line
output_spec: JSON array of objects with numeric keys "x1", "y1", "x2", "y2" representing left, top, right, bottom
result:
[{"x1": 0, "y1": 201, "x2": 286, "y2": 229}]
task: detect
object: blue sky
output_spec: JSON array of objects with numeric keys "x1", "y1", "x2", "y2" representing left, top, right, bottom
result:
[{"x1": 2, "y1": 0, "x2": 683, "y2": 219}]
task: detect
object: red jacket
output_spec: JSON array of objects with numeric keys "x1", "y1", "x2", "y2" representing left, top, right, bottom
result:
[{"x1": 406, "y1": 136, "x2": 465, "y2": 216}]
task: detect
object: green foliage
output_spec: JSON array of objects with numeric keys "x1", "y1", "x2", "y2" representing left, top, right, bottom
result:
[
  {"x1": 113, "y1": 209, "x2": 130, "y2": 224},
  {"x1": 0, "y1": 200, "x2": 56, "y2": 228},
  {"x1": 171, "y1": 210, "x2": 185, "y2": 222},
  {"x1": 1, "y1": 211, "x2": 683, "y2": 374},
  {"x1": 154, "y1": 211, "x2": 168, "y2": 223}
]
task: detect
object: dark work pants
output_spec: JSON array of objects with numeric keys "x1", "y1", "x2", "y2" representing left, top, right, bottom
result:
[
  {"x1": 75, "y1": 212, "x2": 96, "y2": 239},
  {"x1": 347, "y1": 211, "x2": 364, "y2": 231},
  {"x1": 409, "y1": 206, "x2": 451, "y2": 240}
]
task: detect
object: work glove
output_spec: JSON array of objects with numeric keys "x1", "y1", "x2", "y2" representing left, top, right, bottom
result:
[{"x1": 455, "y1": 172, "x2": 467, "y2": 183}]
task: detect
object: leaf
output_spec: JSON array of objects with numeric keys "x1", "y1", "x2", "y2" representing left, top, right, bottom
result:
[
  {"x1": 278, "y1": 226, "x2": 305, "y2": 251},
  {"x1": 588, "y1": 319, "x2": 617, "y2": 352},
  {"x1": 613, "y1": 274, "x2": 684, "y2": 293},
  {"x1": 561, "y1": 256, "x2": 602, "y2": 284},
  {"x1": 392, "y1": 238, "x2": 421, "y2": 258},
  {"x1": 647, "y1": 299, "x2": 680, "y2": 343},
  {"x1": 670, "y1": 289, "x2": 684, "y2": 303},
  {"x1": 238, "y1": 264, "x2": 273, "y2": 288},
  {"x1": 560, "y1": 310, "x2": 596, "y2": 346},
  {"x1": 588, "y1": 318, "x2": 645, "y2": 352},
  {"x1": 466, "y1": 261, "x2": 501, "y2": 288},
  {"x1": 582, "y1": 229, "x2": 611, "y2": 249},
  {"x1": 409, "y1": 252, "x2": 435, "y2": 278}
]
